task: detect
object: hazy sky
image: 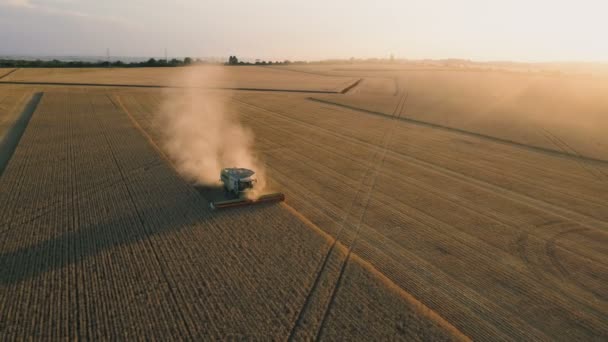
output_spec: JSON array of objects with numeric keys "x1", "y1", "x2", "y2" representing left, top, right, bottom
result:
[{"x1": 0, "y1": 0, "x2": 606, "y2": 61}]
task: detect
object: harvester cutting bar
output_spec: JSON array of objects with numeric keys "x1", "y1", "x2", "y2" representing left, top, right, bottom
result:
[{"x1": 209, "y1": 192, "x2": 285, "y2": 210}]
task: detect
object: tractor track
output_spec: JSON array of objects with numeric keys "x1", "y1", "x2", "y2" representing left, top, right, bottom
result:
[
  {"x1": 316, "y1": 91, "x2": 408, "y2": 340},
  {"x1": 541, "y1": 128, "x2": 607, "y2": 181},
  {"x1": 284, "y1": 90, "x2": 409, "y2": 340}
]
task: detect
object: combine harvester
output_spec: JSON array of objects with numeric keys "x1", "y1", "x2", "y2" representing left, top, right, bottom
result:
[{"x1": 209, "y1": 167, "x2": 285, "y2": 209}]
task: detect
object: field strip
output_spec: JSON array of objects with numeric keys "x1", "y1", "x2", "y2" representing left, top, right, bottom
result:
[
  {"x1": 0, "y1": 92, "x2": 42, "y2": 177},
  {"x1": 309, "y1": 97, "x2": 608, "y2": 166},
  {"x1": 115, "y1": 93, "x2": 467, "y2": 340},
  {"x1": 0, "y1": 68, "x2": 18, "y2": 80},
  {"x1": 0, "y1": 80, "x2": 345, "y2": 94}
]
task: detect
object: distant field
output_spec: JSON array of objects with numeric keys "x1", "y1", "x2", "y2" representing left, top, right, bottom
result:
[
  {"x1": 1, "y1": 64, "x2": 607, "y2": 339},
  {"x1": 0, "y1": 66, "x2": 357, "y2": 92}
]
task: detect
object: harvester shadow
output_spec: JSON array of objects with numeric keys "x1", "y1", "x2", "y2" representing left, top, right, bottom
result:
[
  {"x1": 193, "y1": 184, "x2": 238, "y2": 204},
  {"x1": 0, "y1": 188, "x2": 209, "y2": 286}
]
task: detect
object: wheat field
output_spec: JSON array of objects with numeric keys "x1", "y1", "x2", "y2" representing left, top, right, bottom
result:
[{"x1": 0, "y1": 64, "x2": 606, "y2": 340}]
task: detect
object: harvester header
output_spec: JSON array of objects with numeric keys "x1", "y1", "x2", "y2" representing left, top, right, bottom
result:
[{"x1": 209, "y1": 167, "x2": 285, "y2": 209}]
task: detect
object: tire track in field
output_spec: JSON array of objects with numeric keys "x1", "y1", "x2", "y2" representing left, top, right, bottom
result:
[
  {"x1": 286, "y1": 91, "x2": 410, "y2": 340},
  {"x1": 541, "y1": 128, "x2": 607, "y2": 181},
  {"x1": 545, "y1": 227, "x2": 606, "y2": 300},
  {"x1": 315, "y1": 92, "x2": 408, "y2": 340}
]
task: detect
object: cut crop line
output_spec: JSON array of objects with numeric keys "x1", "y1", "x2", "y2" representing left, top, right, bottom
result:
[
  {"x1": 0, "y1": 68, "x2": 18, "y2": 80},
  {"x1": 308, "y1": 97, "x2": 608, "y2": 166},
  {"x1": 340, "y1": 78, "x2": 363, "y2": 94},
  {"x1": 0, "y1": 80, "x2": 344, "y2": 94}
]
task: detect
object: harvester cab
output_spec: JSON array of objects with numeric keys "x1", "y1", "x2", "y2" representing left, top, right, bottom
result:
[
  {"x1": 220, "y1": 168, "x2": 257, "y2": 196},
  {"x1": 209, "y1": 167, "x2": 285, "y2": 209}
]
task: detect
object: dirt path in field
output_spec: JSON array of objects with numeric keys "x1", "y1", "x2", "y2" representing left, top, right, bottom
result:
[{"x1": 0, "y1": 92, "x2": 42, "y2": 177}]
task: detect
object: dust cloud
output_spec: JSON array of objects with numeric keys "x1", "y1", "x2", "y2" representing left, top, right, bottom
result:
[{"x1": 156, "y1": 66, "x2": 267, "y2": 197}]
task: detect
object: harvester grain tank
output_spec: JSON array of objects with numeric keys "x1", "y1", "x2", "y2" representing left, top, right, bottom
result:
[{"x1": 209, "y1": 167, "x2": 285, "y2": 209}]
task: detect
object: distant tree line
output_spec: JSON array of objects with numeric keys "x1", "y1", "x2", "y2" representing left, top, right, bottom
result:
[
  {"x1": 0, "y1": 57, "x2": 202, "y2": 68},
  {"x1": 226, "y1": 55, "x2": 294, "y2": 66}
]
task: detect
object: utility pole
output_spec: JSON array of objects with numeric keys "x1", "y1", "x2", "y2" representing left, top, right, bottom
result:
[{"x1": 106, "y1": 48, "x2": 110, "y2": 67}]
